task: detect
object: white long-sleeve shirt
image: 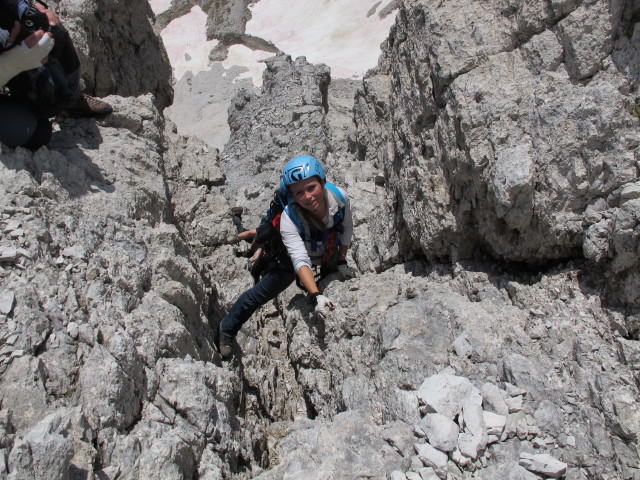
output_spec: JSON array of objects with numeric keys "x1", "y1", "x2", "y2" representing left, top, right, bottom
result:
[{"x1": 280, "y1": 184, "x2": 353, "y2": 273}]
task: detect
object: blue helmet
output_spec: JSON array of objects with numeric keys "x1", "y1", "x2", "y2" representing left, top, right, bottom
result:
[{"x1": 280, "y1": 155, "x2": 326, "y2": 192}]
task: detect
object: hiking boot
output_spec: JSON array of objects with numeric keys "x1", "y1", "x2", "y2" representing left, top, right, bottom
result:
[
  {"x1": 219, "y1": 333, "x2": 234, "y2": 359},
  {"x1": 65, "y1": 94, "x2": 113, "y2": 118}
]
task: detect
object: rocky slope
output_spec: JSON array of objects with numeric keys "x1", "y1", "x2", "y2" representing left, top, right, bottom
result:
[{"x1": 0, "y1": 0, "x2": 638, "y2": 479}]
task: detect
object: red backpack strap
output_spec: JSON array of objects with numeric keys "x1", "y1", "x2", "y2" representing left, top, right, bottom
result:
[{"x1": 272, "y1": 212, "x2": 282, "y2": 229}]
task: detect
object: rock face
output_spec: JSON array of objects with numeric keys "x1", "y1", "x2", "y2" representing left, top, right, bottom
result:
[
  {"x1": 57, "y1": 0, "x2": 174, "y2": 108},
  {"x1": 219, "y1": 53, "x2": 332, "y2": 223},
  {"x1": 354, "y1": 0, "x2": 640, "y2": 307},
  {"x1": 0, "y1": 96, "x2": 253, "y2": 479},
  {"x1": 0, "y1": 0, "x2": 638, "y2": 480}
]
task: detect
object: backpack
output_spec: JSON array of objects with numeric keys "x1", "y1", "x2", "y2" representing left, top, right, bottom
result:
[{"x1": 248, "y1": 183, "x2": 346, "y2": 283}]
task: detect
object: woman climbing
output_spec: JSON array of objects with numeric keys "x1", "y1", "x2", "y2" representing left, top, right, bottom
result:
[{"x1": 219, "y1": 154, "x2": 354, "y2": 358}]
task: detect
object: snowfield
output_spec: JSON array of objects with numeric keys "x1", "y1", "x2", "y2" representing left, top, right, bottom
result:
[{"x1": 150, "y1": 0, "x2": 397, "y2": 86}]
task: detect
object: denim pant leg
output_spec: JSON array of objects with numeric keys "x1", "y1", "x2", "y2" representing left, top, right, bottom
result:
[{"x1": 220, "y1": 268, "x2": 296, "y2": 337}]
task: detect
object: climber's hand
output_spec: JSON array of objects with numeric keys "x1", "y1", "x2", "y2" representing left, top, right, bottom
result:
[{"x1": 311, "y1": 293, "x2": 335, "y2": 319}]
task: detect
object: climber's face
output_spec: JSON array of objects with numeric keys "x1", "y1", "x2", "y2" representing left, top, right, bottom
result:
[{"x1": 290, "y1": 177, "x2": 325, "y2": 214}]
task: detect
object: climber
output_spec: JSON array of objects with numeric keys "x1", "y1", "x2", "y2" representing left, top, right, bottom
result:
[
  {"x1": 218, "y1": 155, "x2": 355, "y2": 359},
  {"x1": 0, "y1": 0, "x2": 112, "y2": 150}
]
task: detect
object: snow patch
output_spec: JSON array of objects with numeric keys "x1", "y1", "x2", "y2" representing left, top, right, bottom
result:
[
  {"x1": 221, "y1": 45, "x2": 275, "y2": 87},
  {"x1": 246, "y1": 0, "x2": 397, "y2": 79},
  {"x1": 160, "y1": 6, "x2": 219, "y2": 81},
  {"x1": 154, "y1": 0, "x2": 397, "y2": 85},
  {"x1": 149, "y1": 0, "x2": 171, "y2": 16}
]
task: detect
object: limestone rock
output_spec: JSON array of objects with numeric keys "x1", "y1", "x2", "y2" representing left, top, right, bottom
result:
[
  {"x1": 7, "y1": 413, "x2": 74, "y2": 480},
  {"x1": 415, "y1": 371, "x2": 482, "y2": 420},
  {"x1": 0, "y1": 290, "x2": 14, "y2": 315},
  {"x1": 481, "y1": 383, "x2": 510, "y2": 417},
  {"x1": 78, "y1": 345, "x2": 142, "y2": 431},
  {"x1": 390, "y1": 470, "x2": 408, "y2": 480},
  {"x1": 354, "y1": 0, "x2": 640, "y2": 306},
  {"x1": 0, "y1": 356, "x2": 48, "y2": 432},
  {"x1": 414, "y1": 442, "x2": 448, "y2": 479},
  {"x1": 57, "y1": 0, "x2": 173, "y2": 108},
  {"x1": 478, "y1": 461, "x2": 543, "y2": 480},
  {"x1": 418, "y1": 413, "x2": 459, "y2": 452},
  {"x1": 519, "y1": 452, "x2": 568, "y2": 478},
  {"x1": 256, "y1": 411, "x2": 411, "y2": 479},
  {"x1": 0, "y1": 247, "x2": 17, "y2": 262},
  {"x1": 483, "y1": 411, "x2": 507, "y2": 438}
]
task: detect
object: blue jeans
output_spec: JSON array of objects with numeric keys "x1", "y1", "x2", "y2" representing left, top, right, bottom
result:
[{"x1": 220, "y1": 267, "x2": 296, "y2": 337}]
